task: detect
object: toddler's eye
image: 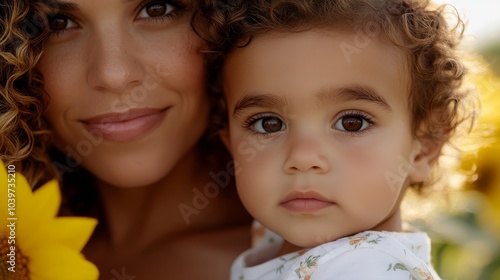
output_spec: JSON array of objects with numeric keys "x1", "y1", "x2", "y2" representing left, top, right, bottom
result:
[
  {"x1": 252, "y1": 117, "x2": 286, "y2": 134},
  {"x1": 334, "y1": 115, "x2": 370, "y2": 132},
  {"x1": 138, "y1": 2, "x2": 175, "y2": 18},
  {"x1": 48, "y1": 14, "x2": 77, "y2": 31}
]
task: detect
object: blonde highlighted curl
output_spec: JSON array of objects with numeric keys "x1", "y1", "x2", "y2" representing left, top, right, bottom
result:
[
  {"x1": 0, "y1": 0, "x2": 53, "y2": 189},
  {"x1": 193, "y1": 0, "x2": 478, "y2": 191}
]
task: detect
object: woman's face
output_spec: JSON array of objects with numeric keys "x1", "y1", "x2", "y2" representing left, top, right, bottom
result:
[{"x1": 37, "y1": 0, "x2": 209, "y2": 187}]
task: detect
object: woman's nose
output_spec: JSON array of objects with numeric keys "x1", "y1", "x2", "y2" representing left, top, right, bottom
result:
[
  {"x1": 87, "y1": 28, "x2": 144, "y2": 94},
  {"x1": 283, "y1": 138, "x2": 330, "y2": 174}
]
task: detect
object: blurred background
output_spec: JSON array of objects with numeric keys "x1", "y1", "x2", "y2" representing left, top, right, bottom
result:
[{"x1": 412, "y1": 1, "x2": 500, "y2": 279}]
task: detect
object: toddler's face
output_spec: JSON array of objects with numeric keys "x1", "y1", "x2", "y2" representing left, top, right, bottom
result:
[{"x1": 221, "y1": 29, "x2": 431, "y2": 247}]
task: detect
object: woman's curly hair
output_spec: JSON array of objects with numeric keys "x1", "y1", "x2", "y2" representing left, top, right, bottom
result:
[
  {"x1": 0, "y1": 0, "x2": 53, "y2": 189},
  {"x1": 193, "y1": 0, "x2": 477, "y2": 192},
  {"x1": 0, "y1": 0, "x2": 228, "y2": 216},
  {"x1": 1, "y1": 1, "x2": 101, "y2": 216}
]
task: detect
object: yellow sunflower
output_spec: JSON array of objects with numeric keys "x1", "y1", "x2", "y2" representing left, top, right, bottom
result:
[
  {"x1": 461, "y1": 67, "x2": 500, "y2": 233},
  {"x1": 0, "y1": 160, "x2": 99, "y2": 280}
]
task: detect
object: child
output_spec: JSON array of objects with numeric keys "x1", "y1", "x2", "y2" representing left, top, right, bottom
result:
[{"x1": 195, "y1": 0, "x2": 475, "y2": 279}]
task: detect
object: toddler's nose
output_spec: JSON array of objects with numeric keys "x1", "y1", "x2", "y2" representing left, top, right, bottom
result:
[{"x1": 283, "y1": 139, "x2": 329, "y2": 174}]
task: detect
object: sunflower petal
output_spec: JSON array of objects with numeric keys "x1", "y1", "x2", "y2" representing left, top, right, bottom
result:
[
  {"x1": 29, "y1": 244, "x2": 99, "y2": 280},
  {"x1": 1, "y1": 160, "x2": 99, "y2": 280},
  {"x1": 0, "y1": 162, "x2": 9, "y2": 223},
  {"x1": 48, "y1": 217, "x2": 98, "y2": 251},
  {"x1": 31, "y1": 180, "x2": 61, "y2": 219},
  {"x1": 15, "y1": 172, "x2": 39, "y2": 227},
  {"x1": 0, "y1": 161, "x2": 5, "y2": 180},
  {"x1": 0, "y1": 163, "x2": 34, "y2": 234},
  {"x1": 16, "y1": 180, "x2": 60, "y2": 252}
]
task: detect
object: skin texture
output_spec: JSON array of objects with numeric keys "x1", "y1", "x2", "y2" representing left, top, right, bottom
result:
[
  {"x1": 221, "y1": 30, "x2": 434, "y2": 251},
  {"x1": 37, "y1": 0, "x2": 251, "y2": 278}
]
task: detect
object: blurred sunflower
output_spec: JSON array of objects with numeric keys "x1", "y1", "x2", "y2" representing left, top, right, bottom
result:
[
  {"x1": 461, "y1": 67, "x2": 500, "y2": 233},
  {"x1": 0, "y1": 160, "x2": 99, "y2": 280},
  {"x1": 425, "y1": 64, "x2": 500, "y2": 280}
]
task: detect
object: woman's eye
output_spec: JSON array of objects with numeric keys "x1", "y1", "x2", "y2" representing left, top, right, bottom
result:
[
  {"x1": 334, "y1": 115, "x2": 370, "y2": 132},
  {"x1": 138, "y1": 2, "x2": 175, "y2": 18},
  {"x1": 48, "y1": 15, "x2": 77, "y2": 31},
  {"x1": 252, "y1": 117, "x2": 286, "y2": 134}
]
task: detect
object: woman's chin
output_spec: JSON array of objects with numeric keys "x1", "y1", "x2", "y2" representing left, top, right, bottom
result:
[{"x1": 84, "y1": 160, "x2": 175, "y2": 189}]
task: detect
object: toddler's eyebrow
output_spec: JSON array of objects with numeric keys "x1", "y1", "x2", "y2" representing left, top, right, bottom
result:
[
  {"x1": 233, "y1": 93, "x2": 288, "y2": 117},
  {"x1": 232, "y1": 84, "x2": 391, "y2": 117},
  {"x1": 317, "y1": 85, "x2": 392, "y2": 111}
]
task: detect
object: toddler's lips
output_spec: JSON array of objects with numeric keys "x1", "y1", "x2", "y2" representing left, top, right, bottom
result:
[
  {"x1": 279, "y1": 191, "x2": 334, "y2": 212},
  {"x1": 280, "y1": 198, "x2": 334, "y2": 212}
]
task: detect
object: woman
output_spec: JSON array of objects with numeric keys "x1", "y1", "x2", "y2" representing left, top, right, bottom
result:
[{"x1": 0, "y1": 0, "x2": 252, "y2": 278}]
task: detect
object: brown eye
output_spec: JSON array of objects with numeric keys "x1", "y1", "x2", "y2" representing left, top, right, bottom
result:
[
  {"x1": 252, "y1": 116, "x2": 285, "y2": 134},
  {"x1": 145, "y1": 3, "x2": 167, "y2": 17},
  {"x1": 342, "y1": 116, "x2": 363, "y2": 131},
  {"x1": 334, "y1": 113, "x2": 371, "y2": 133},
  {"x1": 48, "y1": 15, "x2": 69, "y2": 31}
]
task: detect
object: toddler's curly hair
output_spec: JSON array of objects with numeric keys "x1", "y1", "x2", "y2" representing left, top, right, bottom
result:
[{"x1": 193, "y1": 0, "x2": 477, "y2": 191}]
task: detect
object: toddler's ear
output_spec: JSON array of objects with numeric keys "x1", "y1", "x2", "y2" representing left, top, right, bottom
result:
[
  {"x1": 219, "y1": 127, "x2": 232, "y2": 156},
  {"x1": 409, "y1": 140, "x2": 442, "y2": 182}
]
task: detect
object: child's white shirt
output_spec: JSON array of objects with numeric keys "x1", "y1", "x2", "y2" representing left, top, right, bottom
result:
[{"x1": 231, "y1": 227, "x2": 441, "y2": 280}]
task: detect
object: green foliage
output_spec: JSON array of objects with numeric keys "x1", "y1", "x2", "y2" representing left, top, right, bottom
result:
[
  {"x1": 480, "y1": 41, "x2": 500, "y2": 76},
  {"x1": 415, "y1": 193, "x2": 500, "y2": 280}
]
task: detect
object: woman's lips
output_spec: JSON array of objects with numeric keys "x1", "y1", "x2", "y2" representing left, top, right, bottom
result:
[
  {"x1": 82, "y1": 108, "x2": 168, "y2": 142},
  {"x1": 279, "y1": 191, "x2": 334, "y2": 212}
]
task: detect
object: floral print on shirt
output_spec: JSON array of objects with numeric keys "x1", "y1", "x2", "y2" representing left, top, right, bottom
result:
[
  {"x1": 294, "y1": 255, "x2": 320, "y2": 279},
  {"x1": 348, "y1": 232, "x2": 383, "y2": 248},
  {"x1": 233, "y1": 230, "x2": 441, "y2": 280}
]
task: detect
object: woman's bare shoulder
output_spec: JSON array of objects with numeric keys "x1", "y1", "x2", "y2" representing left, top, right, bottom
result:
[{"x1": 87, "y1": 223, "x2": 251, "y2": 280}]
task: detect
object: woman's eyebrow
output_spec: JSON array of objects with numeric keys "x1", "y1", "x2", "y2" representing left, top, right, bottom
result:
[
  {"x1": 233, "y1": 93, "x2": 288, "y2": 117},
  {"x1": 316, "y1": 85, "x2": 392, "y2": 111},
  {"x1": 38, "y1": 0, "x2": 79, "y2": 11}
]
